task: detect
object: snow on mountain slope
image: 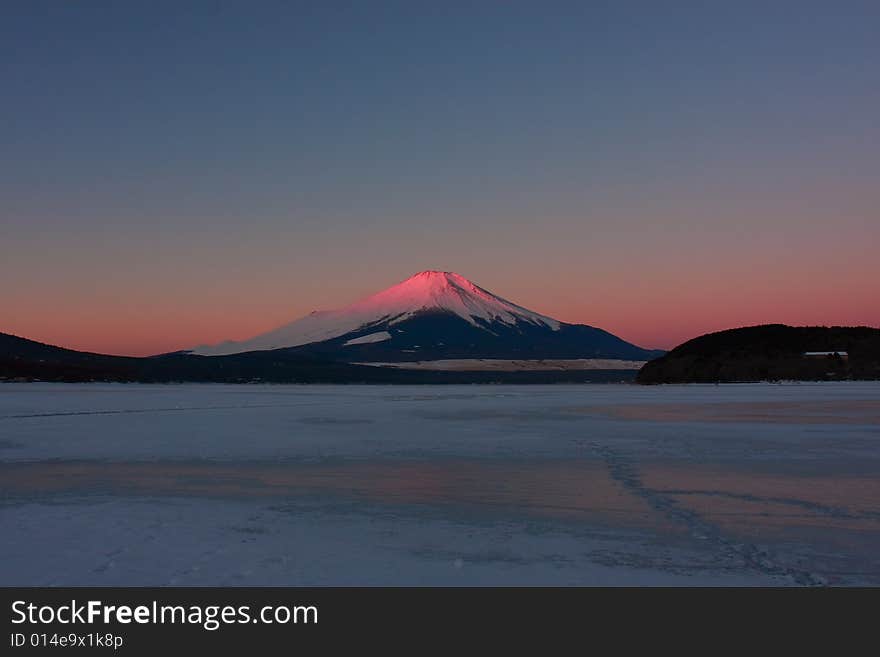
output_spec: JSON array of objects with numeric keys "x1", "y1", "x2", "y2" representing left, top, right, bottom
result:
[
  {"x1": 343, "y1": 331, "x2": 392, "y2": 346},
  {"x1": 192, "y1": 271, "x2": 560, "y2": 356}
]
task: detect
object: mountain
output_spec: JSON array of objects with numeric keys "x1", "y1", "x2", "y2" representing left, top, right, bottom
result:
[
  {"x1": 192, "y1": 271, "x2": 661, "y2": 362},
  {"x1": 0, "y1": 332, "x2": 638, "y2": 384},
  {"x1": 636, "y1": 324, "x2": 880, "y2": 384}
]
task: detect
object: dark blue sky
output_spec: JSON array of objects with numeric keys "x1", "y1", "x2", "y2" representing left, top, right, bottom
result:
[{"x1": 2, "y1": 1, "x2": 878, "y2": 354}]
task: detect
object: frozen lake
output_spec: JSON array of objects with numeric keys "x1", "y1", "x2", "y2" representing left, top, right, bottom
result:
[{"x1": 1, "y1": 382, "x2": 878, "y2": 585}]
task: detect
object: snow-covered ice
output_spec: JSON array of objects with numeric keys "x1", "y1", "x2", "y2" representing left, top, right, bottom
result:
[{"x1": 1, "y1": 382, "x2": 878, "y2": 585}]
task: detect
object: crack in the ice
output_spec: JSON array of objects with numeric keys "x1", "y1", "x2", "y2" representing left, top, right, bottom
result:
[
  {"x1": 584, "y1": 441, "x2": 828, "y2": 586},
  {"x1": 657, "y1": 489, "x2": 880, "y2": 521}
]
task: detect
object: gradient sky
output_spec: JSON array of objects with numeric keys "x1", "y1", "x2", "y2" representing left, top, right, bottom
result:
[{"x1": 2, "y1": 1, "x2": 878, "y2": 356}]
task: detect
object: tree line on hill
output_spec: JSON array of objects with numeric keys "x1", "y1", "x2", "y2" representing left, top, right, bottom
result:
[{"x1": 637, "y1": 325, "x2": 880, "y2": 384}]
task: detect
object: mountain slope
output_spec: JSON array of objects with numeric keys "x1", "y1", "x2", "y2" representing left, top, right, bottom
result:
[
  {"x1": 285, "y1": 310, "x2": 658, "y2": 362},
  {"x1": 192, "y1": 271, "x2": 660, "y2": 361}
]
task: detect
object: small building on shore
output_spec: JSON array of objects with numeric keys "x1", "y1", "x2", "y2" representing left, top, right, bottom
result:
[{"x1": 803, "y1": 351, "x2": 848, "y2": 361}]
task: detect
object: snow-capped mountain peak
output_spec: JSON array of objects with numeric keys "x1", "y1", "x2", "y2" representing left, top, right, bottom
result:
[
  {"x1": 349, "y1": 270, "x2": 559, "y2": 330},
  {"x1": 192, "y1": 271, "x2": 560, "y2": 356}
]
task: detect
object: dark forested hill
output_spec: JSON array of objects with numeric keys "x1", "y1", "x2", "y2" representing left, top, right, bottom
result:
[{"x1": 637, "y1": 325, "x2": 880, "y2": 384}]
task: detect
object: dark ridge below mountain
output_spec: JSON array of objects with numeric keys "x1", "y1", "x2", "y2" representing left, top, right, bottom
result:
[
  {"x1": 637, "y1": 325, "x2": 880, "y2": 384},
  {"x1": 0, "y1": 333, "x2": 637, "y2": 384}
]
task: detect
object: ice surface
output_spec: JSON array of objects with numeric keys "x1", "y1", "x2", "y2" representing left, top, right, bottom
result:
[{"x1": 1, "y1": 382, "x2": 878, "y2": 585}]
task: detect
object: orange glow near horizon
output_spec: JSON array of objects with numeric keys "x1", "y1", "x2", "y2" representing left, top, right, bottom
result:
[{"x1": 5, "y1": 261, "x2": 878, "y2": 357}]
